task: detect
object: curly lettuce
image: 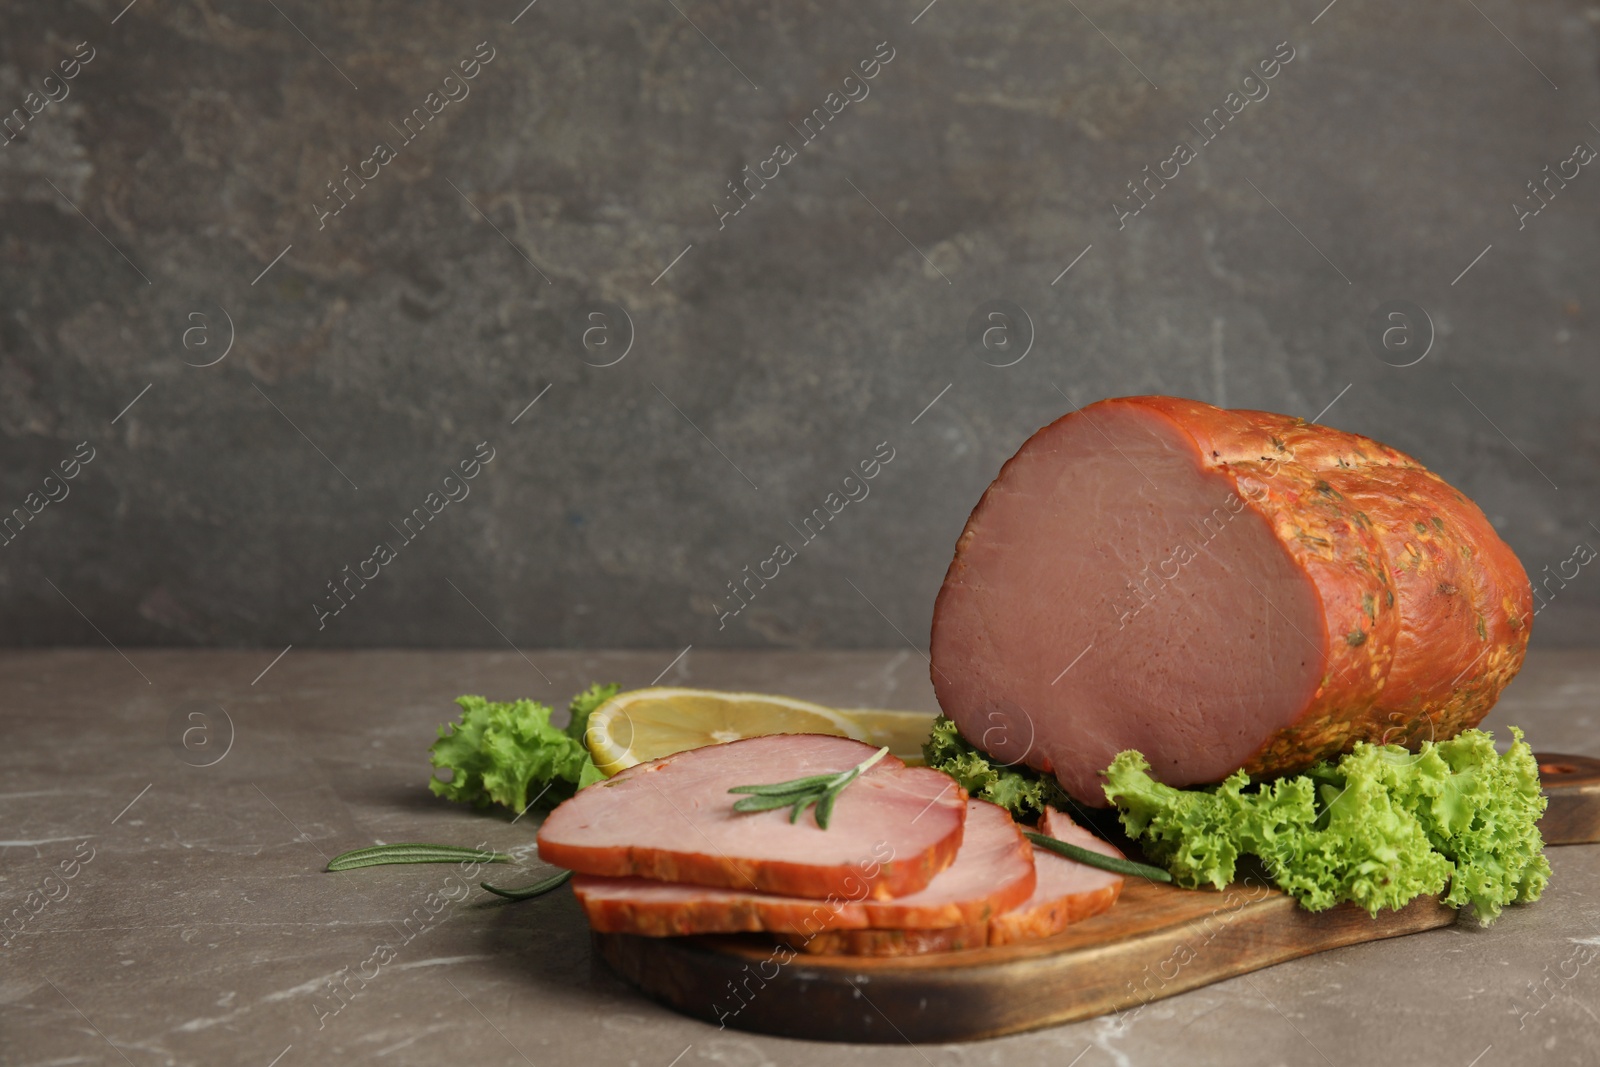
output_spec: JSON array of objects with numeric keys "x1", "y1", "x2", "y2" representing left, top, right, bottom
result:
[
  {"x1": 429, "y1": 683, "x2": 620, "y2": 812},
  {"x1": 1103, "y1": 727, "x2": 1550, "y2": 923},
  {"x1": 565, "y1": 682, "x2": 621, "y2": 745},
  {"x1": 922, "y1": 715, "x2": 1071, "y2": 819}
]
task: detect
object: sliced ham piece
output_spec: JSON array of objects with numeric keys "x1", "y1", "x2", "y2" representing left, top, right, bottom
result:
[
  {"x1": 538, "y1": 734, "x2": 966, "y2": 899},
  {"x1": 930, "y1": 396, "x2": 1533, "y2": 804},
  {"x1": 567, "y1": 797, "x2": 1034, "y2": 938},
  {"x1": 790, "y1": 808, "x2": 1124, "y2": 956},
  {"x1": 988, "y1": 808, "x2": 1123, "y2": 945},
  {"x1": 571, "y1": 875, "x2": 868, "y2": 937},
  {"x1": 851, "y1": 798, "x2": 1035, "y2": 927}
]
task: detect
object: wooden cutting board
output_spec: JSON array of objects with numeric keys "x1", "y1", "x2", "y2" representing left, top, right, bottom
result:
[
  {"x1": 1536, "y1": 752, "x2": 1600, "y2": 844},
  {"x1": 593, "y1": 752, "x2": 1600, "y2": 1043}
]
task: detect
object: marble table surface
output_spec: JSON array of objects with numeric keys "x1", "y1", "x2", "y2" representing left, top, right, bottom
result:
[{"x1": 3, "y1": 647, "x2": 1597, "y2": 1066}]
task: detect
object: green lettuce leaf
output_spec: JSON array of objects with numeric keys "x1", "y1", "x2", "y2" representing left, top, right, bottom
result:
[
  {"x1": 576, "y1": 756, "x2": 608, "y2": 789},
  {"x1": 1102, "y1": 727, "x2": 1550, "y2": 923},
  {"x1": 566, "y1": 682, "x2": 621, "y2": 743},
  {"x1": 429, "y1": 688, "x2": 617, "y2": 813},
  {"x1": 922, "y1": 715, "x2": 1070, "y2": 819}
]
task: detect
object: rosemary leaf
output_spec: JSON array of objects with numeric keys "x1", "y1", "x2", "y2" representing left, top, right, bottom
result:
[
  {"x1": 728, "y1": 746, "x2": 890, "y2": 830},
  {"x1": 481, "y1": 870, "x2": 574, "y2": 900},
  {"x1": 1023, "y1": 831, "x2": 1172, "y2": 883},
  {"x1": 732, "y1": 793, "x2": 807, "y2": 814},
  {"x1": 814, "y1": 784, "x2": 840, "y2": 829},
  {"x1": 728, "y1": 774, "x2": 838, "y2": 797},
  {"x1": 326, "y1": 843, "x2": 511, "y2": 872}
]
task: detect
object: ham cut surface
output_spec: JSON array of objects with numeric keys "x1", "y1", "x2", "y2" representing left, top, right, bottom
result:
[
  {"x1": 988, "y1": 808, "x2": 1123, "y2": 945},
  {"x1": 567, "y1": 796, "x2": 1034, "y2": 938},
  {"x1": 537, "y1": 734, "x2": 966, "y2": 899},
  {"x1": 930, "y1": 396, "x2": 1533, "y2": 804},
  {"x1": 788, "y1": 808, "x2": 1124, "y2": 956}
]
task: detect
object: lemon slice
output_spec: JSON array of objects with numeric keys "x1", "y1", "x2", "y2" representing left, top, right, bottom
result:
[
  {"x1": 582, "y1": 687, "x2": 871, "y2": 776},
  {"x1": 835, "y1": 708, "x2": 941, "y2": 765}
]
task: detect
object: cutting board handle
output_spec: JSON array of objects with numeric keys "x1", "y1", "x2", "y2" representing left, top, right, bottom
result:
[{"x1": 1536, "y1": 751, "x2": 1600, "y2": 845}]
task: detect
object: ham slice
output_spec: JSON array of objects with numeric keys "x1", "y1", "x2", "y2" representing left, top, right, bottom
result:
[
  {"x1": 930, "y1": 396, "x2": 1533, "y2": 804},
  {"x1": 851, "y1": 798, "x2": 1035, "y2": 927},
  {"x1": 988, "y1": 808, "x2": 1123, "y2": 945},
  {"x1": 571, "y1": 875, "x2": 868, "y2": 936},
  {"x1": 568, "y1": 797, "x2": 1035, "y2": 938},
  {"x1": 790, "y1": 808, "x2": 1124, "y2": 955},
  {"x1": 538, "y1": 734, "x2": 966, "y2": 899}
]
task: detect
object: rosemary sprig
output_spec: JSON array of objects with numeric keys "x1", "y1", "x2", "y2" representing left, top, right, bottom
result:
[
  {"x1": 1023, "y1": 831, "x2": 1172, "y2": 883},
  {"x1": 325, "y1": 843, "x2": 512, "y2": 872},
  {"x1": 728, "y1": 746, "x2": 891, "y2": 829},
  {"x1": 481, "y1": 869, "x2": 574, "y2": 900}
]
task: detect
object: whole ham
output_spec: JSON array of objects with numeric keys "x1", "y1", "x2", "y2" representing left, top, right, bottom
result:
[
  {"x1": 930, "y1": 396, "x2": 1533, "y2": 805},
  {"x1": 538, "y1": 734, "x2": 966, "y2": 899}
]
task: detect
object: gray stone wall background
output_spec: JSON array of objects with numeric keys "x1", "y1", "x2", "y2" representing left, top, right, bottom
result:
[{"x1": 1, "y1": 0, "x2": 1597, "y2": 652}]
